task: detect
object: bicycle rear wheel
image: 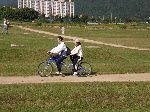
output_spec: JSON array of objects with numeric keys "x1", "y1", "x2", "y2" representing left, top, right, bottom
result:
[
  {"x1": 37, "y1": 61, "x2": 53, "y2": 77},
  {"x1": 78, "y1": 62, "x2": 92, "y2": 76}
]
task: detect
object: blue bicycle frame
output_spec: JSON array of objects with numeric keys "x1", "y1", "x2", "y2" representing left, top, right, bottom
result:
[{"x1": 47, "y1": 55, "x2": 60, "y2": 64}]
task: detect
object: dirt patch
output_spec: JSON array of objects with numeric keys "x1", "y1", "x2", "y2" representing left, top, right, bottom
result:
[
  {"x1": 65, "y1": 40, "x2": 73, "y2": 43},
  {"x1": 11, "y1": 44, "x2": 24, "y2": 47},
  {"x1": 85, "y1": 46, "x2": 101, "y2": 48},
  {"x1": 24, "y1": 33, "x2": 30, "y2": 35}
]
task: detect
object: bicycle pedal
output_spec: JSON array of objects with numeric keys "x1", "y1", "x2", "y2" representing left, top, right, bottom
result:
[
  {"x1": 61, "y1": 74, "x2": 65, "y2": 77},
  {"x1": 50, "y1": 74, "x2": 54, "y2": 77}
]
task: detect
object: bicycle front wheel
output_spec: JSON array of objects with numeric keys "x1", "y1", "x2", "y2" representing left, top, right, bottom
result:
[
  {"x1": 37, "y1": 61, "x2": 53, "y2": 77},
  {"x1": 78, "y1": 62, "x2": 92, "y2": 76}
]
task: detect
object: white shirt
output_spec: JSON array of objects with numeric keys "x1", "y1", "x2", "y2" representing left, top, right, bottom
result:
[
  {"x1": 50, "y1": 42, "x2": 66, "y2": 55},
  {"x1": 4, "y1": 20, "x2": 7, "y2": 26},
  {"x1": 71, "y1": 45, "x2": 83, "y2": 57}
]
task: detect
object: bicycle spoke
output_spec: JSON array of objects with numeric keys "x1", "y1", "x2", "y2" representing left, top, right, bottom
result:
[
  {"x1": 78, "y1": 62, "x2": 92, "y2": 76},
  {"x1": 37, "y1": 62, "x2": 53, "y2": 77}
]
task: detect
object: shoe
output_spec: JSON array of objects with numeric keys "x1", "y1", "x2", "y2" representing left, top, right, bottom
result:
[
  {"x1": 73, "y1": 72, "x2": 78, "y2": 76},
  {"x1": 59, "y1": 72, "x2": 65, "y2": 77},
  {"x1": 56, "y1": 72, "x2": 65, "y2": 77},
  {"x1": 56, "y1": 72, "x2": 60, "y2": 74}
]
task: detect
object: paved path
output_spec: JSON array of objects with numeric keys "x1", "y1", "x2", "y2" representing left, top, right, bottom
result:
[
  {"x1": 17, "y1": 26, "x2": 150, "y2": 51},
  {"x1": 0, "y1": 73, "x2": 150, "y2": 84}
]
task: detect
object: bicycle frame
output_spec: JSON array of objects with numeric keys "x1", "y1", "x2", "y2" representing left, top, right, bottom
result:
[{"x1": 47, "y1": 56, "x2": 72, "y2": 71}]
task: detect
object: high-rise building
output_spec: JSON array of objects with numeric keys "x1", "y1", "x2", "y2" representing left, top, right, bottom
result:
[{"x1": 18, "y1": 0, "x2": 74, "y2": 17}]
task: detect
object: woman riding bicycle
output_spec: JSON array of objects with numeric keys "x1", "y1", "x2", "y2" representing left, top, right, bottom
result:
[{"x1": 70, "y1": 39, "x2": 83, "y2": 76}]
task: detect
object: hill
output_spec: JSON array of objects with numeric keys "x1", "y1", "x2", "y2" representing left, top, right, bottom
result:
[{"x1": 74, "y1": 0, "x2": 150, "y2": 20}]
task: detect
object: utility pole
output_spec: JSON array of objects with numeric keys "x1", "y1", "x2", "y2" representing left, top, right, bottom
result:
[
  {"x1": 102, "y1": 15, "x2": 105, "y2": 20},
  {"x1": 110, "y1": 12, "x2": 113, "y2": 23},
  {"x1": 115, "y1": 17, "x2": 117, "y2": 24}
]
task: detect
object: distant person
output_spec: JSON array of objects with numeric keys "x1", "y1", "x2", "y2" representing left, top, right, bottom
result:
[
  {"x1": 61, "y1": 26, "x2": 65, "y2": 35},
  {"x1": 2, "y1": 18, "x2": 9, "y2": 34},
  {"x1": 70, "y1": 39, "x2": 83, "y2": 76},
  {"x1": 47, "y1": 36, "x2": 67, "y2": 77}
]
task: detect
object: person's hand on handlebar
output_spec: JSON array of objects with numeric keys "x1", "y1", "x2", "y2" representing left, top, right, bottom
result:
[
  {"x1": 47, "y1": 51, "x2": 58, "y2": 57},
  {"x1": 47, "y1": 51, "x2": 54, "y2": 57},
  {"x1": 47, "y1": 51, "x2": 51, "y2": 55}
]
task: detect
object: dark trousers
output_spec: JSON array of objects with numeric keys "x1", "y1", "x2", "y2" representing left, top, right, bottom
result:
[
  {"x1": 70, "y1": 55, "x2": 82, "y2": 72},
  {"x1": 56, "y1": 56, "x2": 66, "y2": 72}
]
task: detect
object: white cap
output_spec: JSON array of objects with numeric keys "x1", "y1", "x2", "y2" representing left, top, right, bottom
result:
[{"x1": 75, "y1": 39, "x2": 80, "y2": 43}]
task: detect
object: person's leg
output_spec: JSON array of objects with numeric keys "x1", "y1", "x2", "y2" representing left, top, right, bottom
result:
[
  {"x1": 3, "y1": 26, "x2": 7, "y2": 34},
  {"x1": 70, "y1": 55, "x2": 78, "y2": 72},
  {"x1": 6, "y1": 25, "x2": 8, "y2": 34},
  {"x1": 56, "y1": 56, "x2": 65, "y2": 73},
  {"x1": 2, "y1": 26, "x2": 5, "y2": 34},
  {"x1": 56, "y1": 56, "x2": 66, "y2": 77},
  {"x1": 73, "y1": 56, "x2": 80, "y2": 72},
  {"x1": 70, "y1": 55, "x2": 74, "y2": 63}
]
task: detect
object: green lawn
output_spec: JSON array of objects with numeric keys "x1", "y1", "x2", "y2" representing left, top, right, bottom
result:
[
  {"x1": 0, "y1": 26, "x2": 150, "y2": 76},
  {"x1": 0, "y1": 82, "x2": 150, "y2": 112},
  {"x1": 25, "y1": 23, "x2": 150, "y2": 49},
  {"x1": 0, "y1": 23, "x2": 150, "y2": 112}
]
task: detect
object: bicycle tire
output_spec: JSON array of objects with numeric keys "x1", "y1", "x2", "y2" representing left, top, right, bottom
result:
[
  {"x1": 61, "y1": 62, "x2": 73, "y2": 75},
  {"x1": 37, "y1": 61, "x2": 53, "y2": 77},
  {"x1": 77, "y1": 62, "x2": 92, "y2": 76}
]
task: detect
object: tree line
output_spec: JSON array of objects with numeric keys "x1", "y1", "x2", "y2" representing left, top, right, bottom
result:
[
  {"x1": 0, "y1": 7, "x2": 39, "y2": 21},
  {"x1": 0, "y1": 0, "x2": 150, "y2": 21},
  {"x1": 0, "y1": 7, "x2": 150, "y2": 24}
]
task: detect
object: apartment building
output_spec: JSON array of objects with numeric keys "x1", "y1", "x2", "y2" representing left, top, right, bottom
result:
[{"x1": 18, "y1": 0, "x2": 74, "y2": 17}]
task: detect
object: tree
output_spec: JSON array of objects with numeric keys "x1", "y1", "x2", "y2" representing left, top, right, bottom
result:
[
  {"x1": 16, "y1": 8, "x2": 39, "y2": 21},
  {"x1": 0, "y1": 7, "x2": 39, "y2": 21}
]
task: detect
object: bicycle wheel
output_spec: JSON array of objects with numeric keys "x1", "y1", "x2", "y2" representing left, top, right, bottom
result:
[
  {"x1": 37, "y1": 61, "x2": 53, "y2": 77},
  {"x1": 61, "y1": 62, "x2": 73, "y2": 75},
  {"x1": 77, "y1": 62, "x2": 92, "y2": 76}
]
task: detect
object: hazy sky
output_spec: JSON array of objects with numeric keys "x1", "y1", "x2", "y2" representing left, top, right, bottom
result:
[{"x1": 0, "y1": 0, "x2": 18, "y2": 7}]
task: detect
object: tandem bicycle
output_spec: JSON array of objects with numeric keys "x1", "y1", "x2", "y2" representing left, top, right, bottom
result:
[{"x1": 37, "y1": 55, "x2": 92, "y2": 77}]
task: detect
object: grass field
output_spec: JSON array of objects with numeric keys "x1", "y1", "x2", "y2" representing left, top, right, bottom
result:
[
  {"x1": 22, "y1": 23, "x2": 150, "y2": 49},
  {"x1": 0, "y1": 26, "x2": 150, "y2": 76},
  {"x1": 0, "y1": 82, "x2": 150, "y2": 112},
  {"x1": 0, "y1": 23, "x2": 150, "y2": 112}
]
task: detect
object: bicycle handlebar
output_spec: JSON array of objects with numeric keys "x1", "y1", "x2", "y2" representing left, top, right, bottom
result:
[{"x1": 47, "y1": 52, "x2": 58, "y2": 57}]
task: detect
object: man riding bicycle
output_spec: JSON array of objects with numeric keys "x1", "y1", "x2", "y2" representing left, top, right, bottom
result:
[{"x1": 47, "y1": 36, "x2": 67, "y2": 77}]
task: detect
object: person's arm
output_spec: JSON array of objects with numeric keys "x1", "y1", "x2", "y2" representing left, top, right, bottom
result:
[
  {"x1": 50, "y1": 43, "x2": 65, "y2": 54},
  {"x1": 50, "y1": 47, "x2": 57, "y2": 53}
]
